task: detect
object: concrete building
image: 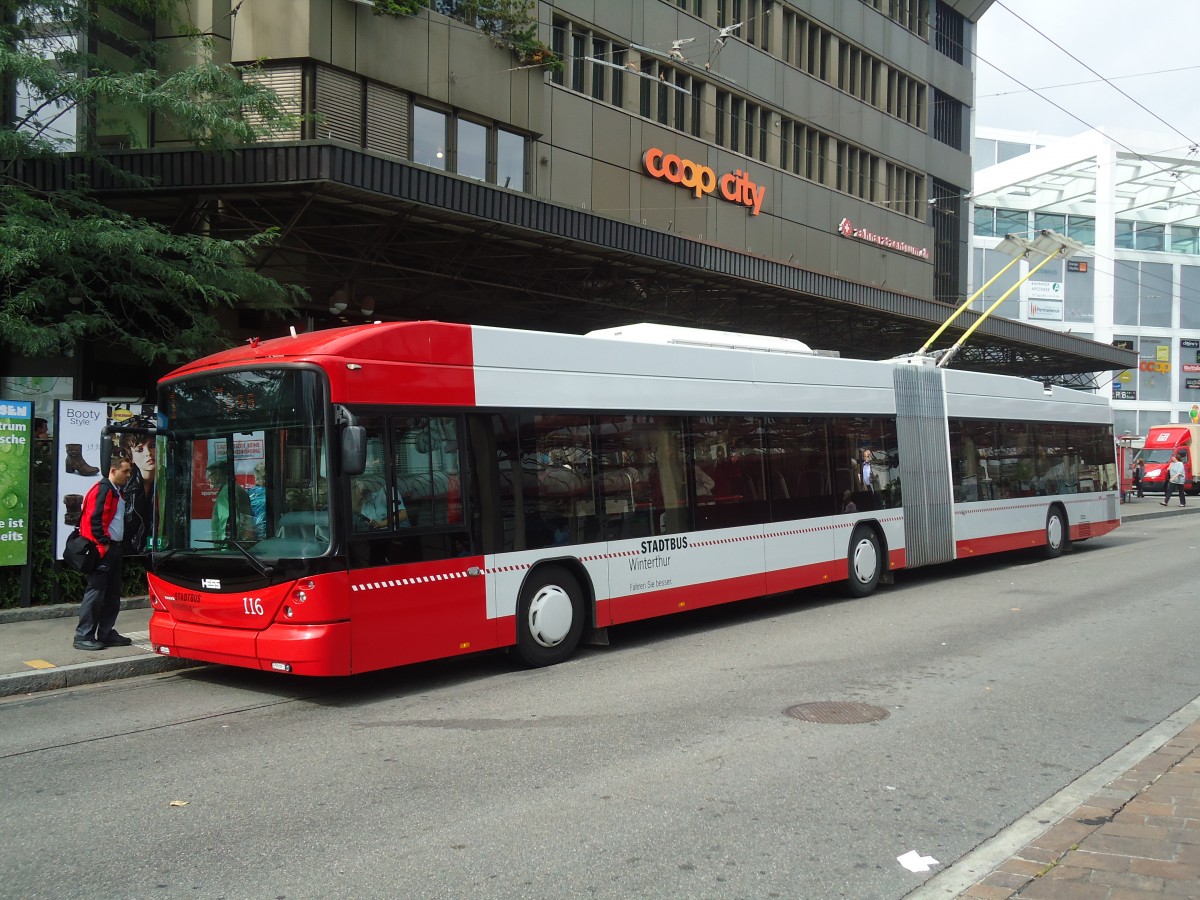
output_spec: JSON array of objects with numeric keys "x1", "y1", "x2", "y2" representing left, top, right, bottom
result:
[
  {"x1": 972, "y1": 125, "x2": 1200, "y2": 436},
  {"x1": 7, "y1": 0, "x2": 1133, "y2": 409}
]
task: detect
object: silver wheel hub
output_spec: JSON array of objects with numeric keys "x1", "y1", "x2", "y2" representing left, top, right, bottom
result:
[
  {"x1": 1047, "y1": 515, "x2": 1063, "y2": 548},
  {"x1": 852, "y1": 538, "x2": 878, "y2": 583},
  {"x1": 527, "y1": 584, "x2": 574, "y2": 647}
]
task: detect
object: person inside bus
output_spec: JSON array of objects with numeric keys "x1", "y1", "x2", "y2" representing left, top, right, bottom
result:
[
  {"x1": 352, "y1": 473, "x2": 409, "y2": 531},
  {"x1": 208, "y1": 463, "x2": 254, "y2": 544}
]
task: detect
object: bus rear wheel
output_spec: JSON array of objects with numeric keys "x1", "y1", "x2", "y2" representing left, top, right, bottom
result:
[
  {"x1": 844, "y1": 525, "x2": 882, "y2": 597},
  {"x1": 1042, "y1": 506, "x2": 1070, "y2": 559},
  {"x1": 515, "y1": 565, "x2": 585, "y2": 667}
]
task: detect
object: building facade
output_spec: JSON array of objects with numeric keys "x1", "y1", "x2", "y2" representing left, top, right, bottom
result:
[
  {"x1": 972, "y1": 126, "x2": 1200, "y2": 437},
  {"x1": 6, "y1": 0, "x2": 1135, "y2": 414}
]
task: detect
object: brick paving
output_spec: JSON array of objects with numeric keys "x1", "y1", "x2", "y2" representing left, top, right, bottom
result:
[{"x1": 959, "y1": 722, "x2": 1200, "y2": 898}]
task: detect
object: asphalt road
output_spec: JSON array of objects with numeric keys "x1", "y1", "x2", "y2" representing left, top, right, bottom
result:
[{"x1": 2, "y1": 517, "x2": 1198, "y2": 900}]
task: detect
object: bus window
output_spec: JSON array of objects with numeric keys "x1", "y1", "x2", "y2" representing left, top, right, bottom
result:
[
  {"x1": 517, "y1": 414, "x2": 597, "y2": 549},
  {"x1": 829, "y1": 417, "x2": 898, "y2": 511},
  {"x1": 1035, "y1": 424, "x2": 1079, "y2": 496},
  {"x1": 598, "y1": 415, "x2": 687, "y2": 537},
  {"x1": 393, "y1": 416, "x2": 461, "y2": 527},
  {"x1": 764, "y1": 417, "x2": 834, "y2": 520},
  {"x1": 690, "y1": 415, "x2": 767, "y2": 529},
  {"x1": 949, "y1": 419, "x2": 998, "y2": 502},
  {"x1": 346, "y1": 414, "x2": 468, "y2": 566}
]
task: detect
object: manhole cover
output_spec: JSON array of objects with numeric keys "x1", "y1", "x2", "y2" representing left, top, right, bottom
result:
[{"x1": 784, "y1": 701, "x2": 890, "y2": 724}]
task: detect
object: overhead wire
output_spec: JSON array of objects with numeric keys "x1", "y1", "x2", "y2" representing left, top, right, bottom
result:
[{"x1": 965, "y1": 3, "x2": 1200, "y2": 357}]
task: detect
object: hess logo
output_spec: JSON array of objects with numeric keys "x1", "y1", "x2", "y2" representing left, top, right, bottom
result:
[
  {"x1": 642, "y1": 148, "x2": 766, "y2": 216},
  {"x1": 201, "y1": 578, "x2": 221, "y2": 589}
]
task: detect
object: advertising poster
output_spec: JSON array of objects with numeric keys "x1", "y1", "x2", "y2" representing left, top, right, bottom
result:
[
  {"x1": 56, "y1": 401, "x2": 157, "y2": 560},
  {"x1": 0, "y1": 399, "x2": 33, "y2": 566},
  {"x1": 191, "y1": 434, "x2": 266, "y2": 545}
]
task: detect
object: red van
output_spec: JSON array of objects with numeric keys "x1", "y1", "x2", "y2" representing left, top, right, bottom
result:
[{"x1": 1137, "y1": 424, "x2": 1200, "y2": 494}]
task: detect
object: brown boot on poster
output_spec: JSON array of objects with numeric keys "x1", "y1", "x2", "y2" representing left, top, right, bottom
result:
[
  {"x1": 64, "y1": 444, "x2": 99, "y2": 476},
  {"x1": 63, "y1": 494, "x2": 83, "y2": 526}
]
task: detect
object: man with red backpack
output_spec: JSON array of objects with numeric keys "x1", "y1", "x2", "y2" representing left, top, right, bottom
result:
[{"x1": 73, "y1": 454, "x2": 135, "y2": 651}]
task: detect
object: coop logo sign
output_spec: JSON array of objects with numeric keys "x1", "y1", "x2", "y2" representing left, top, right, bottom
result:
[
  {"x1": 642, "y1": 148, "x2": 766, "y2": 216},
  {"x1": 838, "y1": 217, "x2": 930, "y2": 260}
]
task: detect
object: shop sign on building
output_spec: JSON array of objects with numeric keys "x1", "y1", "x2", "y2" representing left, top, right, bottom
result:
[
  {"x1": 836, "y1": 217, "x2": 930, "y2": 259},
  {"x1": 1182, "y1": 364, "x2": 1200, "y2": 373},
  {"x1": 1024, "y1": 281, "x2": 1063, "y2": 320},
  {"x1": 641, "y1": 148, "x2": 766, "y2": 215},
  {"x1": 1025, "y1": 280, "x2": 1062, "y2": 299},
  {"x1": 1186, "y1": 378, "x2": 1200, "y2": 390},
  {"x1": 1113, "y1": 389, "x2": 1136, "y2": 400},
  {"x1": 1181, "y1": 339, "x2": 1200, "y2": 349}
]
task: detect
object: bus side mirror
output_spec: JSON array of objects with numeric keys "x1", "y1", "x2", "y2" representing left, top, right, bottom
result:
[{"x1": 342, "y1": 425, "x2": 367, "y2": 476}]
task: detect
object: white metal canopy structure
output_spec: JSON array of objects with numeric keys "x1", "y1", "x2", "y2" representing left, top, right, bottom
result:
[{"x1": 974, "y1": 129, "x2": 1200, "y2": 228}]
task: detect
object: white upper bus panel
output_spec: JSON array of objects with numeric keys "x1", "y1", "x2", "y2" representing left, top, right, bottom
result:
[{"x1": 586, "y1": 323, "x2": 814, "y2": 355}]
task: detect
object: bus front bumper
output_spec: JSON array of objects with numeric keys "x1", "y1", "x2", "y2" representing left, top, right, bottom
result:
[{"x1": 149, "y1": 612, "x2": 352, "y2": 676}]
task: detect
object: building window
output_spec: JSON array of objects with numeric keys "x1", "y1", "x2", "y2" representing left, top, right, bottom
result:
[
  {"x1": 1034, "y1": 212, "x2": 1066, "y2": 233},
  {"x1": 934, "y1": 1, "x2": 965, "y2": 64},
  {"x1": 1066, "y1": 216, "x2": 1095, "y2": 245},
  {"x1": 412, "y1": 105, "x2": 447, "y2": 170},
  {"x1": 496, "y1": 128, "x2": 526, "y2": 191},
  {"x1": 456, "y1": 119, "x2": 487, "y2": 181},
  {"x1": 551, "y1": 18, "x2": 566, "y2": 86},
  {"x1": 612, "y1": 49, "x2": 626, "y2": 107},
  {"x1": 1173, "y1": 225, "x2": 1200, "y2": 255},
  {"x1": 1118, "y1": 220, "x2": 1168, "y2": 252},
  {"x1": 1181, "y1": 265, "x2": 1200, "y2": 328},
  {"x1": 571, "y1": 33, "x2": 586, "y2": 92},
  {"x1": 591, "y1": 38, "x2": 608, "y2": 101},
  {"x1": 931, "y1": 89, "x2": 963, "y2": 149},
  {"x1": 973, "y1": 207, "x2": 1027, "y2": 238}
]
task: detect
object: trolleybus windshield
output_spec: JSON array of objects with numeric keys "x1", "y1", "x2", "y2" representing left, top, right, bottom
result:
[{"x1": 153, "y1": 368, "x2": 330, "y2": 570}]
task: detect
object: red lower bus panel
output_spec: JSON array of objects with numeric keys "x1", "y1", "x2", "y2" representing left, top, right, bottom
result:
[
  {"x1": 607, "y1": 571, "x2": 768, "y2": 625},
  {"x1": 347, "y1": 557, "x2": 499, "y2": 672}
]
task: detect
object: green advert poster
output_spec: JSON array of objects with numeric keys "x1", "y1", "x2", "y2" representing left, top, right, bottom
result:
[{"x1": 0, "y1": 399, "x2": 33, "y2": 566}]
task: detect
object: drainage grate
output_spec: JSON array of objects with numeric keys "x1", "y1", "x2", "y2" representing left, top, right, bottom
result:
[{"x1": 784, "y1": 701, "x2": 891, "y2": 724}]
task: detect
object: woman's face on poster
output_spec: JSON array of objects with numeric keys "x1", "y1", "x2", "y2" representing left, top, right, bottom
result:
[{"x1": 131, "y1": 441, "x2": 155, "y2": 476}]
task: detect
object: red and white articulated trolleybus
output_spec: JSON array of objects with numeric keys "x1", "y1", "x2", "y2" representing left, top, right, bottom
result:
[{"x1": 146, "y1": 321, "x2": 1120, "y2": 676}]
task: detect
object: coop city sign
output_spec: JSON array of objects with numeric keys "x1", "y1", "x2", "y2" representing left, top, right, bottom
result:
[{"x1": 642, "y1": 148, "x2": 765, "y2": 215}]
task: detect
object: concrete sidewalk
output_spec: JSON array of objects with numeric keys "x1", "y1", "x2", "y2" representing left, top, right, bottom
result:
[{"x1": 0, "y1": 600, "x2": 201, "y2": 697}]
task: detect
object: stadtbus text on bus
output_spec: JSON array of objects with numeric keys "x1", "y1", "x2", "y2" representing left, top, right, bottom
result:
[{"x1": 145, "y1": 322, "x2": 1120, "y2": 676}]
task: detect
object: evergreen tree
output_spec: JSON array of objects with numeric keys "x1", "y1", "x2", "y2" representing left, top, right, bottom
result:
[{"x1": 0, "y1": 0, "x2": 305, "y2": 365}]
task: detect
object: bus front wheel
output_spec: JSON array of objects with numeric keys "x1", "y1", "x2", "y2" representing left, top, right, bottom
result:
[
  {"x1": 844, "y1": 526, "x2": 882, "y2": 597},
  {"x1": 515, "y1": 565, "x2": 585, "y2": 667},
  {"x1": 1042, "y1": 506, "x2": 1070, "y2": 559}
]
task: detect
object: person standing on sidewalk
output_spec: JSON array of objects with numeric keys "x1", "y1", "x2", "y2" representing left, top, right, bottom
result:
[
  {"x1": 73, "y1": 454, "x2": 135, "y2": 651},
  {"x1": 1162, "y1": 453, "x2": 1187, "y2": 507}
]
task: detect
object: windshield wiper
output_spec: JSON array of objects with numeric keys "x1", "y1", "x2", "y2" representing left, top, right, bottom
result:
[
  {"x1": 185, "y1": 540, "x2": 274, "y2": 580},
  {"x1": 225, "y1": 539, "x2": 275, "y2": 580}
]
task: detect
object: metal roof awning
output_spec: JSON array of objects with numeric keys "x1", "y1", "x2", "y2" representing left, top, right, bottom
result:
[{"x1": 16, "y1": 141, "x2": 1136, "y2": 379}]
